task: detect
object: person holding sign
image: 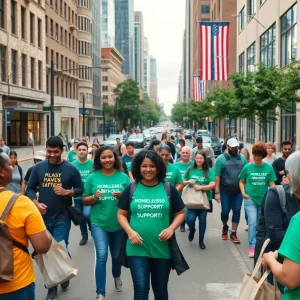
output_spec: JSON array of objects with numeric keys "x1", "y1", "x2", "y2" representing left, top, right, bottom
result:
[
  {"x1": 82, "y1": 146, "x2": 131, "y2": 300},
  {"x1": 118, "y1": 150, "x2": 186, "y2": 300}
]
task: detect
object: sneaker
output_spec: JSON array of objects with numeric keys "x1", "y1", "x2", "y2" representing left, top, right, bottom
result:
[
  {"x1": 248, "y1": 247, "x2": 255, "y2": 258},
  {"x1": 199, "y1": 240, "x2": 206, "y2": 250},
  {"x1": 222, "y1": 225, "x2": 229, "y2": 240},
  {"x1": 79, "y1": 238, "x2": 88, "y2": 246},
  {"x1": 46, "y1": 286, "x2": 57, "y2": 300},
  {"x1": 188, "y1": 229, "x2": 195, "y2": 242},
  {"x1": 114, "y1": 276, "x2": 122, "y2": 292},
  {"x1": 230, "y1": 232, "x2": 240, "y2": 244},
  {"x1": 180, "y1": 224, "x2": 185, "y2": 232},
  {"x1": 60, "y1": 280, "x2": 70, "y2": 291},
  {"x1": 96, "y1": 294, "x2": 105, "y2": 300},
  {"x1": 245, "y1": 225, "x2": 248, "y2": 231}
]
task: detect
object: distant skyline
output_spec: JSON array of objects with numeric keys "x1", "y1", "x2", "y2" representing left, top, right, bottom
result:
[{"x1": 134, "y1": 0, "x2": 185, "y2": 115}]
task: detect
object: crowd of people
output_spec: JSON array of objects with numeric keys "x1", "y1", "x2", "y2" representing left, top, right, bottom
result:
[{"x1": 0, "y1": 130, "x2": 299, "y2": 300}]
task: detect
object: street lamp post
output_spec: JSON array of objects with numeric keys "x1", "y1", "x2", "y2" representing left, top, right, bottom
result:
[
  {"x1": 50, "y1": 60, "x2": 55, "y2": 136},
  {"x1": 82, "y1": 93, "x2": 86, "y2": 137}
]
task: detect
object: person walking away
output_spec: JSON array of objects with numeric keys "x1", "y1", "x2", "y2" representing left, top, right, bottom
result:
[
  {"x1": 113, "y1": 138, "x2": 122, "y2": 156},
  {"x1": 214, "y1": 138, "x2": 248, "y2": 244},
  {"x1": 118, "y1": 150, "x2": 186, "y2": 300},
  {"x1": 272, "y1": 141, "x2": 292, "y2": 185},
  {"x1": 192, "y1": 136, "x2": 215, "y2": 166},
  {"x1": 82, "y1": 146, "x2": 131, "y2": 300},
  {"x1": 263, "y1": 142, "x2": 276, "y2": 165},
  {"x1": 0, "y1": 151, "x2": 52, "y2": 300},
  {"x1": 0, "y1": 136, "x2": 10, "y2": 155},
  {"x1": 6, "y1": 151, "x2": 23, "y2": 194},
  {"x1": 27, "y1": 136, "x2": 84, "y2": 300},
  {"x1": 22, "y1": 151, "x2": 46, "y2": 195},
  {"x1": 174, "y1": 146, "x2": 193, "y2": 232},
  {"x1": 159, "y1": 145, "x2": 183, "y2": 192},
  {"x1": 72, "y1": 142, "x2": 93, "y2": 246},
  {"x1": 28, "y1": 129, "x2": 34, "y2": 146},
  {"x1": 166, "y1": 136, "x2": 176, "y2": 160},
  {"x1": 239, "y1": 142, "x2": 276, "y2": 258},
  {"x1": 122, "y1": 142, "x2": 135, "y2": 182},
  {"x1": 183, "y1": 151, "x2": 215, "y2": 249},
  {"x1": 68, "y1": 138, "x2": 80, "y2": 162},
  {"x1": 261, "y1": 151, "x2": 300, "y2": 296}
]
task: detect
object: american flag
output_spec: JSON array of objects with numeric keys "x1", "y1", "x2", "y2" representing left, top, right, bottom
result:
[
  {"x1": 193, "y1": 76, "x2": 207, "y2": 101},
  {"x1": 199, "y1": 22, "x2": 229, "y2": 81}
]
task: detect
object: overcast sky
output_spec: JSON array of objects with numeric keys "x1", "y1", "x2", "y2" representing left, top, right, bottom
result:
[{"x1": 134, "y1": 0, "x2": 185, "y2": 116}]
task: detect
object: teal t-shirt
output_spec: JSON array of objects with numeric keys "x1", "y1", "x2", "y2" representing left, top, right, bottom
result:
[
  {"x1": 214, "y1": 153, "x2": 247, "y2": 176},
  {"x1": 83, "y1": 170, "x2": 131, "y2": 232},
  {"x1": 238, "y1": 162, "x2": 277, "y2": 205},
  {"x1": 72, "y1": 159, "x2": 93, "y2": 200},
  {"x1": 279, "y1": 212, "x2": 300, "y2": 299},
  {"x1": 165, "y1": 163, "x2": 183, "y2": 186},
  {"x1": 174, "y1": 161, "x2": 194, "y2": 178},
  {"x1": 184, "y1": 168, "x2": 215, "y2": 201},
  {"x1": 68, "y1": 150, "x2": 77, "y2": 162}
]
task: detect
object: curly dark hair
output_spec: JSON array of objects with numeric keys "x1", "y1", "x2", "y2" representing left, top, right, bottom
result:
[
  {"x1": 131, "y1": 150, "x2": 166, "y2": 182},
  {"x1": 93, "y1": 145, "x2": 123, "y2": 171},
  {"x1": 252, "y1": 142, "x2": 267, "y2": 159}
]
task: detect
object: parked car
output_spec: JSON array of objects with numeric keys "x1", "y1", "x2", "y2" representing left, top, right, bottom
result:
[
  {"x1": 197, "y1": 129, "x2": 211, "y2": 136},
  {"x1": 184, "y1": 130, "x2": 192, "y2": 139},
  {"x1": 128, "y1": 133, "x2": 146, "y2": 148},
  {"x1": 104, "y1": 134, "x2": 127, "y2": 147},
  {"x1": 193, "y1": 134, "x2": 222, "y2": 157},
  {"x1": 143, "y1": 129, "x2": 152, "y2": 143}
]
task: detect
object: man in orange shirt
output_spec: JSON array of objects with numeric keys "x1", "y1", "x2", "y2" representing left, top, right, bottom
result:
[{"x1": 0, "y1": 151, "x2": 52, "y2": 300}]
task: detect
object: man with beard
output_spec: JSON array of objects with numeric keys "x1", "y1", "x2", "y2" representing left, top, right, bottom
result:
[
  {"x1": 214, "y1": 138, "x2": 247, "y2": 244},
  {"x1": 272, "y1": 140, "x2": 293, "y2": 185}
]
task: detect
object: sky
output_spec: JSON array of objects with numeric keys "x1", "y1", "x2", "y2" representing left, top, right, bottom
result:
[{"x1": 134, "y1": 0, "x2": 185, "y2": 116}]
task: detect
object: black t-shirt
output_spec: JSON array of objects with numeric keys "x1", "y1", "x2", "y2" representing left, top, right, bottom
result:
[
  {"x1": 24, "y1": 166, "x2": 33, "y2": 182},
  {"x1": 118, "y1": 181, "x2": 185, "y2": 214},
  {"x1": 272, "y1": 157, "x2": 286, "y2": 185}
]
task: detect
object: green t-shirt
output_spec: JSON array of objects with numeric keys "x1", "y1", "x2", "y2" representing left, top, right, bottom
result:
[
  {"x1": 174, "y1": 161, "x2": 194, "y2": 178},
  {"x1": 279, "y1": 212, "x2": 300, "y2": 299},
  {"x1": 68, "y1": 150, "x2": 77, "y2": 162},
  {"x1": 83, "y1": 170, "x2": 131, "y2": 232},
  {"x1": 72, "y1": 159, "x2": 93, "y2": 200},
  {"x1": 214, "y1": 153, "x2": 248, "y2": 176},
  {"x1": 184, "y1": 168, "x2": 215, "y2": 201},
  {"x1": 238, "y1": 162, "x2": 277, "y2": 205},
  {"x1": 165, "y1": 163, "x2": 183, "y2": 186}
]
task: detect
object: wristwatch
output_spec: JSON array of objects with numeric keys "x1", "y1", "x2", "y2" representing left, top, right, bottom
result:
[{"x1": 215, "y1": 191, "x2": 220, "y2": 194}]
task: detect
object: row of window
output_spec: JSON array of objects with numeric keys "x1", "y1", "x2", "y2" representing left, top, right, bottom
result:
[
  {"x1": 78, "y1": 40, "x2": 92, "y2": 57},
  {"x1": 77, "y1": 16, "x2": 92, "y2": 33},
  {"x1": 78, "y1": 0, "x2": 91, "y2": 9},
  {"x1": 239, "y1": 4, "x2": 297, "y2": 72},
  {"x1": 47, "y1": 0, "x2": 77, "y2": 26},
  {"x1": 78, "y1": 65, "x2": 92, "y2": 81}
]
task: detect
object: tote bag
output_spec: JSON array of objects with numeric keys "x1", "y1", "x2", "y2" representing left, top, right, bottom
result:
[
  {"x1": 34, "y1": 236, "x2": 78, "y2": 288},
  {"x1": 181, "y1": 186, "x2": 210, "y2": 210},
  {"x1": 238, "y1": 238, "x2": 282, "y2": 300}
]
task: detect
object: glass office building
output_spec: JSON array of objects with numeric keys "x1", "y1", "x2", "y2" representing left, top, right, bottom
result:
[{"x1": 101, "y1": 0, "x2": 115, "y2": 47}]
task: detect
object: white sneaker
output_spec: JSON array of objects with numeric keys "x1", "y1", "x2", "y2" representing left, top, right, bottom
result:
[
  {"x1": 114, "y1": 276, "x2": 123, "y2": 292},
  {"x1": 96, "y1": 294, "x2": 105, "y2": 300}
]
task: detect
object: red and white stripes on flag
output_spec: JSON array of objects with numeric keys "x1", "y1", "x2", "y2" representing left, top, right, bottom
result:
[
  {"x1": 199, "y1": 22, "x2": 229, "y2": 81},
  {"x1": 193, "y1": 76, "x2": 207, "y2": 101}
]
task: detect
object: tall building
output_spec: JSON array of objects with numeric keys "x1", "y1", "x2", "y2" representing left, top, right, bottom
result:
[
  {"x1": 0, "y1": 0, "x2": 47, "y2": 146},
  {"x1": 177, "y1": 65, "x2": 183, "y2": 103},
  {"x1": 143, "y1": 37, "x2": 150, "y2": 94},
  {"x1": 115, "y1": 0, "x2": 135, "y2": 78},
  {"x1": 101, "y1": 0, "x2": 115, "y2": 47},
  {"x1": 134, "y1": 11, "x2": 144, "y2": 90},
  {"x1": 150, "y1": 55, "x2": 158, "y2": 103},
  {"x1": 236, "y1": 0, "x2": 299, "y2": 149},
  {"x1": 45, "y1": 0, "x2": 79, "y2": 141}
]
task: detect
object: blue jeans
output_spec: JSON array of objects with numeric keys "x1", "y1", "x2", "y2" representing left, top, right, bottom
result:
[
  {"x1": 91, "y1": 224, "x2": 123, "y2": 296},
  {"x1": 187, "y1": 209, "x2": 207, "y2": 240},
  {"x1": 128, "y1": 256, "x2": 171, "y2": 300},
  {"x1": 74, "y1": 199, "x2": 91, "y2": 240},
  {"x1": 220, "y1": 190, "x2": 243, "y2": 224},
  {"x1": 244, "y1": 198, "x2": 261, "y2": 247},
  {"x1": 0, "y1": 282, "x2": 35, "y2": 300},
  {"x1": 44, "y1": 221, "x2": 71, "y2": 248}
]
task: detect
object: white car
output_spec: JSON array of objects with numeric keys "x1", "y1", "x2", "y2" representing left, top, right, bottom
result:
[{"x1": 197, "y1": 129, "x2": 211, "y2": 136}]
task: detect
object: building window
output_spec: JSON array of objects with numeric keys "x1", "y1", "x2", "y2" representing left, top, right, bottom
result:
[
  {"x1": 31, "y1": 57, "x2": 35, "y2": 88},
  {"x1": 260, "y1": 23, "x2": 276, "y2": 66},
  {"x1": 46, "y1": 47, "x2": 49, "y2": 64},
  {"x1": 281, "y1": 103, "x2": 296, "y2": 146},
  {"x1": 239, "y1": 52, "x2": 245, "y2": 73},
  {"x1": 56, "y1": 52, "x2": 59, "y2": 67},
  {"x1": 0, "y1": 45, "x2": 6, "y2": 82},
  {"x1": 248, "y1": 0, "x2": 256, "y2": 16},
  {"x1": 61, "y1": 54, "x2": 63, "y2": 70},
  {"x1": 38, "y1": 19, "x2": 42, "y2": 47},
  {"x1": 246, "y1": 119, "x2": 255, "y2": 144},
  {"x1": 30, "y1": 13, "x2": 35, "y2": 44},
  {"x1": 60, "y1": 0, "x2": 62, "y2": 15},
  {"x1": 247, "y1": 42, "x2": 256, "y2": 73},
  {"x1": 55, "y1": 0, "x2": 58, "y2": 11},
  {"x1": 239, "y1": 119, "x2": 244, "y2": 142},
  {"x1": 56, "y1": 23, "x2": 58, "y2": 40},
  {"x1": 61, "y1": 79, "x2": 64, "y2": 96},
  {"x1": 281, "y1": 5, "x2": 297, "y2": 67},
  {"x1": 60, "y1": 26, "x2": 63, "y2": 42},
  {"x1": 21, "y1": 7, "x2": 26, "y2": 39},
  {"x1": 102, "y1": 76, "x2": 108, "y2": 82},
  {"x1": 201, "y1": 5, "x2": 210, "y2": 14},
  {"x1": 46, "y1": 74, "x2": 49, "y2": 94},
  {"x1": 50, "y1": 19, "x2": 53, "y2": 37},
  {"x1": 259, "y1": 110, "x2": 276, "y2": 142},
  {"x1": 22, "y1": 54, "x2": 26, "y2": 86},
  {"x1": 0, "y1": 0, "x2": 4, "y2": 29},
  {"x1": 239, "y1": 7, "x2": 245, "y2": 32},
  {"x1": 11, "y1": 49, "x2": 17, "y2": 84},
  {"x1": 38, "y1": 61, "x2": 42, "y2": 90},
  {"x1": 64, "y1": 2, "x2": 67, "y2": 18},
  {"x1": 65, "y1": 81, "x2": 68, "y2": 97},
  {"x1": 102, "y1": 86, "x2": 108, "y2": 92},
  {"x1": 11, "y1": 0, "x2": 16, "y2": 34}
]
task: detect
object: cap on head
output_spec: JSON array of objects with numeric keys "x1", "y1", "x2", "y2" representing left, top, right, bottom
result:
[
  {"x1": 227, "y1": 138, "x2": 239, "y2": 148},
  {"x1": 34, "y1": 150, "x2": 46, "y2": 161},
  {"x1": 74, "y1": 138, "x2": 81, "y2": 143},
  {"x1": 196, "y1": 136, "x2": 203, "y2": 143},
  {"x1": 71, "y1": 138, "x2": 74, "y2": 143}
]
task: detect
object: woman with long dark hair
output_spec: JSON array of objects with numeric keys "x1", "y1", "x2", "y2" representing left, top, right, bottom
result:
[
  {"x1": 83, "y1": 145, "x2": 131, "y2": 300},
  {"x1": 7, "y1": 150, "x2": 23, "y2": 194},
  {"x1": 118, "y1": 150, "x2": 186, "y2": 299},
  {"x1": 148, "y1": 139, "x2": 161, "y2": 153},
  {"x1": 183, "y1": 150, "x2": 215, "y2": 249}
]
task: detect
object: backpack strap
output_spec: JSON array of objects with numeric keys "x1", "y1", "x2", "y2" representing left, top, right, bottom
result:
[
  {"x1": 129, "y1": 182, "x2": 138, "y2": 204},
  {"x1": 163, "y1": 181, "x2": 171, "y2": 203},
  {"x1": 0, "y1": 193, "x2": 20, "y2": 221},
  {"x1": 223, "y1": 153, "x2": 230, "y2": 161},
  {"x1": 275, "y1": 185, "x2": 286, "y2": 215}
]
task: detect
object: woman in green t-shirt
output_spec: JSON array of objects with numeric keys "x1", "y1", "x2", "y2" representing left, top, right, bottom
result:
[
  {"x1": 118, "y1": 150, "x2": 186, "y2": 299},
  {"x1": 158, "y1": 145, "x2": 184, "y2": 192},
  {"x1": 82, "y1": 146, "x2": 131, "y2": 299},
  {"x1": 183, "y1": 150, "x2": 215, "y2": 250}
]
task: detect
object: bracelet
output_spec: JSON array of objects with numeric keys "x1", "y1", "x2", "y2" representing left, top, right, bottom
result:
[{"x1": 215, "y1": 192, "x2": 219, "y2": 194}]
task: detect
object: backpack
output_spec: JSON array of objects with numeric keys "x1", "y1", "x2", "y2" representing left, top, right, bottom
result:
[
  {"x1": 0, "y1": 191, "x2": 29, "y2": 283},
  {"x1": 254, "y1": 185, "x2": 286, "y2": 265}
]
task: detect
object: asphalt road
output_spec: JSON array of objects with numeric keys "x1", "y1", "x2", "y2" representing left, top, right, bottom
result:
[{"x1": 19, "y1": 137, "x2": 255, "y2": 300}]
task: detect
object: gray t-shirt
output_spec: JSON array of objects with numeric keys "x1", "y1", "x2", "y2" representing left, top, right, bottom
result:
[
  {"x1": 6, "y1": 165, "x2": 22, "y2": 193},
  {"x1": 263, "y1": 157, "x2": 275, "y2": 165},
  {"x1": 192, "y1": 146, "x2": 215, "y2": 160},
  {"x1": 0, "y1": 145, "x2": 10, "y2": 156}
]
